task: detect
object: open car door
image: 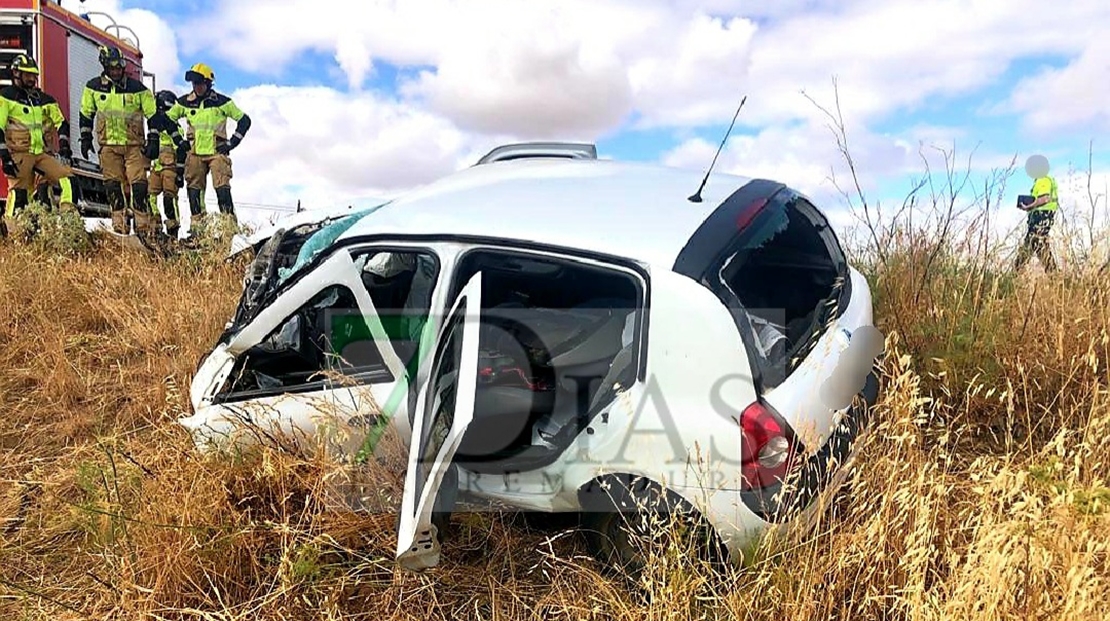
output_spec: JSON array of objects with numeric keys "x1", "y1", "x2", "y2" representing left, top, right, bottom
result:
[{"x1": 395, "y1": 272, "x2": 482, "y2": 571}]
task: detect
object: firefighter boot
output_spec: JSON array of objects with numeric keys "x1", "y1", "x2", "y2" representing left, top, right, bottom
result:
[
  {"x1": 187, "y1": 188, "x2": 203, "y2": 217},
  {"x1": 106, "y1": 181, "x2": 127, "y2": 234},
  {"x1": 131, "y1": 182, "x2": 154, "y2": 240},
  {"x1": 163, "y1": 193, "x2": 180, "y2": 239},
  {"x1": 215, "y1": 186, "x2": 235, "y2": 214}
]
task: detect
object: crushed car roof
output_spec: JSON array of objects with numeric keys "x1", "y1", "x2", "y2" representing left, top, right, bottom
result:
[{"x1": 336, "y1": 158, "x2": 757, "y2": 267}]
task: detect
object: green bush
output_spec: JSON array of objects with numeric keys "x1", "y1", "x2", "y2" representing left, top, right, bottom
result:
[{"x1": 8, "y1": 201, "x2": 94, "y2": 256}]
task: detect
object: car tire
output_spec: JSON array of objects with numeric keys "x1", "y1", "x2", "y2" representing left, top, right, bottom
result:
[{"x1": 577, "y1": 475, "x2": 726, "y2": 576}]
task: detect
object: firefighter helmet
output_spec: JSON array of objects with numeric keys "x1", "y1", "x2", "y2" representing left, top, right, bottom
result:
[
  {"x1": 9, "y1": 54, "x2": 39, "y2": 76},
  {"x1": 185, "y1": 62, "x2": 215, "y2": 84},
  {"x1": 99, "y1": 45, "x2": 126, "y2": 69},
  {"x1": 155, "y1": 89, "x2": 177, "y2": 111}
]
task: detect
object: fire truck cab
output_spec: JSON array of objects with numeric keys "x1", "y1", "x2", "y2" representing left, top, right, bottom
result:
[{"x1": 0, "y1": 0, "x2": 153, "y2": 217}]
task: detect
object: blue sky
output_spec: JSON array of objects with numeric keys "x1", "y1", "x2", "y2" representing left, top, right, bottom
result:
[{"x1": 77, "y1": 0, "x2": 1108, "y2": 239}]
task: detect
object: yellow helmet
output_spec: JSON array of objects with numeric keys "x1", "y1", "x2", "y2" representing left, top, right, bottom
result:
[
  {"x1": 10, "y1": 54, "x2": 39, "y2": 76},
  {"x1": 185, "y1": 62, "x2": 214, "y2": 84}
]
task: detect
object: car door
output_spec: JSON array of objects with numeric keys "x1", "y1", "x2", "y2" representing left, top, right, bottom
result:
[
  {"x1": 181, "y1": 248, "x2": 412, "y2": 460},
  {"x1": 395, "y1": 271, "x2": 482, "y2": 571}
]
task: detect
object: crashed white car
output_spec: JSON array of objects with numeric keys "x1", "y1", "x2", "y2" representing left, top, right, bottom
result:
[{"x1": 180, "y1": 142, "x2": 882, "y2": 572}]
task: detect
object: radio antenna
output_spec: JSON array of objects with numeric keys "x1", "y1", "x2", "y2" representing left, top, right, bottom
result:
[{"x1": 688, "y1": 94, "x2": 747, "y2": 203}]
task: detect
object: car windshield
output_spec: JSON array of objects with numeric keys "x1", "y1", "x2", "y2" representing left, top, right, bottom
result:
[{"x1": 222, "y1": 206, "x2": 385, "y2": 339}]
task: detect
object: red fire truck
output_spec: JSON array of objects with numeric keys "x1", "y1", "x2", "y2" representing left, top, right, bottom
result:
[{"x1": 0, "y1": 0, "x2": 154, "y2": 216}]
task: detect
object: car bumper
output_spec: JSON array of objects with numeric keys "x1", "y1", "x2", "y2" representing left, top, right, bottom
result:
[{"x1": 739, "y1": 367, "x2": 880, "y2": 523}]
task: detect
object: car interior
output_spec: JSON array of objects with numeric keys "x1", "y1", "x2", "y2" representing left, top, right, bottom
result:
[
  {"x1": 718, "y1": 197, "x2": 847, "y2": 388},
  {"x1": 444, "y1": 249, "x2": 643, "y2": 474}
]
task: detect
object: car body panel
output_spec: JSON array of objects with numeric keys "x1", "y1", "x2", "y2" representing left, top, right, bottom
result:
[{"x1": 335, "y1": 159, "x2": 754, "y2": 270}]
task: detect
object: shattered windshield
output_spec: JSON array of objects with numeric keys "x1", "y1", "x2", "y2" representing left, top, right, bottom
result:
[{"x1": 223, "y1": 204, "x2": 389, "y2": 338}]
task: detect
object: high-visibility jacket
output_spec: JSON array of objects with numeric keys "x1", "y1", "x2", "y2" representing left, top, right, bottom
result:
[
  {"x1": 1030, "y1": 175, "x2": 1059, "y2": 212},
  {"x1": 167, "y1": 90, "x2": 251, "y2": 157},
  {"x1": 149, "y1": 111, "x2": 187, "y2": 172},
  {"x1": 79, "y1": 74, "x2": 156, "y2": 147},
  {"x1": 151, "y1": 129, "x2": 175, "y2": 172},
  {"x1": 0, "y1": 85, "x2": 68, "y2": 155}
]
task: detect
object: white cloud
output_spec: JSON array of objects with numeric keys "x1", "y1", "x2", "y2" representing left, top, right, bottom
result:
[
  {"x1": 216, "y1": 85, "x2": 500, "y2": 208},
  {"x1": 1001, "y1": 38, "x2": 1110, "y2": 136},
  {"x1": 77, "y1": 0, "x2": 181, "y2": 92},
  {"x1": 659, "y1": 121, "x2": 921, "y2": 208},
  {"x1": 79, "y1": 0, "x2": 1108, "y2": 227},
  {"x1": 173, "y1": 0, "x2": 1110, "y2": 139}
]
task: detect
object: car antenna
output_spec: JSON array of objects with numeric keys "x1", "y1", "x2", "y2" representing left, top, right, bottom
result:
[{"x1": 688, "y1": 94, "x2": 747, "y2": 203}]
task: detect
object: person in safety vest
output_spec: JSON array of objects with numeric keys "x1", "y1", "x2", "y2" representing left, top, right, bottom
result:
[
  {"x1": 1014, "y1": 154, "x2": 1058, "y2": 272},
  {"x1": 79, "y1": 45, "x2": 181, "y2": 240},
  {"x1": 145, "y1": 89, "x2": 188, "y2": 239},
  {"x1": 0, "y1": 54, "x2": 76, "y2": 237},
  {"x1": 166, "y1": 62, "x2": 251, "y2": 228}
]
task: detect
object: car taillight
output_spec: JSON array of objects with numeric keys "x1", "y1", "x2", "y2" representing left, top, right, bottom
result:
[
  {"x1": 739, "y1": 399, "x2": 801, "y2": 490},
  {"x1": 735, "y1": 197, "x2": 768, "y2": 230}
]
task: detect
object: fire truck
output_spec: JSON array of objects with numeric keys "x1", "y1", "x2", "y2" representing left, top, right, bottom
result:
[{"x1": 0, "y1": 0, "x2": 154, "y2": 216}]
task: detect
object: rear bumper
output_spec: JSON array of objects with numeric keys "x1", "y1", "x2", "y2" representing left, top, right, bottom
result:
[{"x1": 739, "y1": 367, "x2": 880, "y2": 523}]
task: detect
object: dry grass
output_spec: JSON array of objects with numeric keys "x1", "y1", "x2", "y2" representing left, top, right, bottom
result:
[{"x1": 3, "y1": 182, "x2": 1110, "y2": 620}]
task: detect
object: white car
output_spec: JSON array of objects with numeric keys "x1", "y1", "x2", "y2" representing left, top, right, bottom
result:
[{"x1": 180, "y1": 142, "x2": 882, "y2": 573}]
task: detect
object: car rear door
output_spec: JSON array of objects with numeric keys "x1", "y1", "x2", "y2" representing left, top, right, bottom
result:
[{"x1": 395, "y1": 272, "x2": 482, "y2": 571}]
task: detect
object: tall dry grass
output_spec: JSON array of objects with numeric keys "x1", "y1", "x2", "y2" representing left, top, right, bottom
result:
[{"x1": 2, "y1": 142, "x2": 1110, "y2": 621}]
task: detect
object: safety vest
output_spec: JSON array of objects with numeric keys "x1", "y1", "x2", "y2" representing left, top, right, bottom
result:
[
  {"x1": 167, "y1": 90, "x2": 246, "y2": 157},
  {"x1": 0, "y1": 85, "x2": 67, "y2": 155},
  {"x1": 149, "y1": 130, "x2": 173, "y2": 172},
  {"x1": 1031, "y1": 175, "x2": 1059, "y2": 212},
  {"x1": 79, "y1": 74, "x2": 156, "y2": 147}
]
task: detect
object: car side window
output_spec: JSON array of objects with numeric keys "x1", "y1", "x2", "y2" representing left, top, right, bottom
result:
[
  {"x1": 349, "y1": 249, "x2": 440, "y2": 374},
  {"x1": 219, "y1": 284, "x2": 394, "y2": 400},
  {"x1": 714, "y1": 192, "x2": 847, "y2": 384}
]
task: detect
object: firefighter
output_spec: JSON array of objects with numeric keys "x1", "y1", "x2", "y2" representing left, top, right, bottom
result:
[
  {"x1": 0, "y1": 54, "x2": 76, "y2": 237},
  {"x1": 145, "y1": 89, "x2": 188, "y2": 238},
  {"x1": 79, "y1": 45, "x2": 180, "y2": 240},
  {"x1": 166, "y1": 62, "x2": 251, "y2": 228}
]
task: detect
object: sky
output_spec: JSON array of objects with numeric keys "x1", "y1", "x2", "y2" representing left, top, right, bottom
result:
[{"x1": 66, "y1": 0, "x2": 1110, "y2": 250}]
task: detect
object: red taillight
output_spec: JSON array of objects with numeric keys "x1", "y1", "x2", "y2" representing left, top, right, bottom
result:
[
  {"x1": 739, "y1": 399, "x2": 800, "y2": 490},
  {"x1": 735, "y1": 198, "x2": 768, "y2": 230}
]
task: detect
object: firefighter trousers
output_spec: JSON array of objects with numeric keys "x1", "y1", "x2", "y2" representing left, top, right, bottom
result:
[
  {"x1": 149, "y1": 148, "x2": 180, "y2": 235},
  {"x1": 100, "y1": 145, "x2": 153, "y2": 236},
  {"x1": 11, "y1": 152, "x2": 75, "y2": 210},
  {"x1": 185, "y1": 152, "x2": 235, "y2": 219}
]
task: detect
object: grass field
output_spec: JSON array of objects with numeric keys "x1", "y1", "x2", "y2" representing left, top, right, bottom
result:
[{"x1": 2, "y1": 163, "x2": 1109, "y2": 620}]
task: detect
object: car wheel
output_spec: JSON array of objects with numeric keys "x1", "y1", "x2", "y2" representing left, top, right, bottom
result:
[{"x1": 577, "y1": 475, "x2": 725, "y2": 575}]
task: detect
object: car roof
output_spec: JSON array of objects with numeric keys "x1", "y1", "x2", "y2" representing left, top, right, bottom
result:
[{"x1": 336, "y1": 157, "x2": 757, "y2": 268}]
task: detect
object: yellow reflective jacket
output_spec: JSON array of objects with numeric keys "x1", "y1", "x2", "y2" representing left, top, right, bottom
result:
[
  {"x1": 79, "y1": 74, "x2": 156, "y2": 147},
  {"x1": 0, "y1": 85, "x2": 68, "y2": 155},
  {"x1": 167, "y1": 90, "x2": 251, "y2": 157},
  {"x1": 1030, "y1": 176, "x2": 1059, "y2": 212}
]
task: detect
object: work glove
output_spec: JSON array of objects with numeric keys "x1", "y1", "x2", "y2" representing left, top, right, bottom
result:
[
  {"x1": 58, "y1": 137, "x2": 73, "y2": 160},
  {"x1": 175, "y1": 165, "x2": 184, "y2": 189},
  {"x1": 216, "y1": 135, "x2": 241, "y2": 155},
  {"x1": 143, "y1": 132, "x2": 160, "y2": 160},
  {"x1": 80, "y1": 134, "x2": 93, "y2": 159},
  {"x1": 175, "y1": 138, "x2": 191, "y2": 159},
  {"x1": 0, "y1": 146, "x2": 16, "y2": 178}
]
